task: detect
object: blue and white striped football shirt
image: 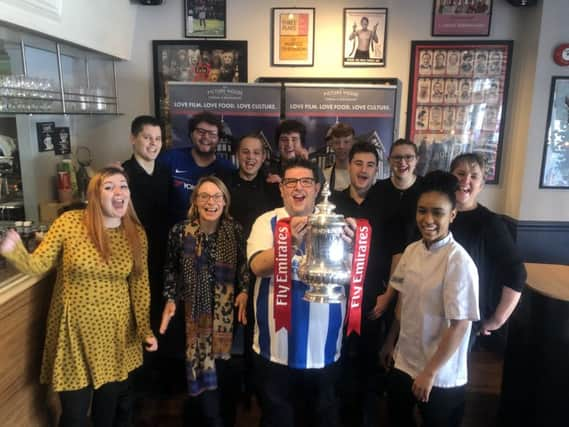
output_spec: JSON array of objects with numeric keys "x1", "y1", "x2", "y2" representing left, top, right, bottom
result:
[{"x1": 247, "y1": 208, "x2": 346, "y2": 369}]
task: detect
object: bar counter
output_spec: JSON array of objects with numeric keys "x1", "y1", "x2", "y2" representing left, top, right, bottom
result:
[{"x1": 0, "y1": 270, "x2": 55, "y2": 425}]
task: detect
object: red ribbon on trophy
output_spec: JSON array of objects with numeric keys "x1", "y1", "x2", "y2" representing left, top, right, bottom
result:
[
  {"x1": 274, "y1": 217, "x2": 293, "y2": 332},
  {"x1": 346, "y1": 219, "x2": 372, "y2": 336}
]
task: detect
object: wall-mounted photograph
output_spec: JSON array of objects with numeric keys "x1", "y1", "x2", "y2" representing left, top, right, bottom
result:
[
  {"x1": 432, "y1": 0, "x2": 492, "y2": 36},
  {"x1": 540, "y1": 76, "x2": 569, "y2": 189},
  {"x1": 407, "y1": 40, "x2": 513, "y2": 184},
  {"x1": 184, "y1": 0, "x2": 226, "y2": 38},
  {"x1": 152, "y1": 40, "x2": 247, "y2": 121},
  {"x1": 271, "y1": 8, "x2": 315, "y2": 66},
  {"x1": 343, "y1": 8, "x2": 387, "y2": 67}
]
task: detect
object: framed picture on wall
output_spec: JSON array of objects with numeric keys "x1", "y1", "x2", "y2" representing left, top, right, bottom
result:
[
  {"x1": 539, "y1": 76, "x2": 569, "y2": 189},
  {"x1": 406, "y1": 40, "x2": 513, "y2": 184},
  {"x1": 184, "y1": 0, "x2": 226, "y2": 38},
  {"x1": 343, "y1": 8, "x2": 387, "y2": 67},
  {"x1": 152, "y1": 40, "x2": 248, "y2": 121},
  {"x1": 432, "y1": 0, "x2": 493, "y2": 36},
  {"x1": 271, "y1": 8, "x2": 315, "y2": 66}
]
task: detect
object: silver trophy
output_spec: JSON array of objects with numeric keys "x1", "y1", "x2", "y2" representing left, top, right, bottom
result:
[{"x1": 298, "y1": 183, "x2": 352, "y2": 303}]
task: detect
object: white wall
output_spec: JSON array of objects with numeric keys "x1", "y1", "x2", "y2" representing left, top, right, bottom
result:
[
  {"x1": 96, "y1": 0, "x2": 522, "y2": 209},
  {"x1": 0, "y1": 0, "x2": 137, "y2": 59},
  {"x1": 516, "y1": 0, "x2": 569, "y2": 221},
  {"x1": 7, "y1": 0, "x2": 568, "y2": 223}
]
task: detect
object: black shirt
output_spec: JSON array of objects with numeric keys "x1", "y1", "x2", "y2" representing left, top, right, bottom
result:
[
  {"x1": 331, "y1": 186, "x2": 395, "y2": 311},
  {"x1": 122, "y1": 156, "x2": 171, "y2": 294},
  {"x1": 219, "y1": 169, "x2": 281, "y2": 238},
  {"x1": 370, "y1": 176, "x2": 423, "y2": 251},
  {"x1": 450, "y1": 204, "x2": 526, "y2": 322}
]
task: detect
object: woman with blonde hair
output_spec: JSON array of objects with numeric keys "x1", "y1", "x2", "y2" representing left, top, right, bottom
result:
[
  {"x1": 1, "y1": 166, "x2": 157, "y2": 426},
  {"x1": 160, "y1": 175, "x2": 249, "y2": 427}
]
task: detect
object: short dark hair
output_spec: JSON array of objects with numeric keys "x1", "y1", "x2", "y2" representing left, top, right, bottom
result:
[
  {"x1": 131, "y1": 115, "x2": 162, "y2": 136},
  {"x1": 349, "y1": 141, "x2": 379, "y2": 164},
  {"x1": 275, "y1": 119, "x2": 306, "y2": 147},
  {"x1": 327, "y1": 122, "x2": 355, "y2": 140},
  {"x1": 188, "y1": 111, "x2": 223, "y2": 137},
  {"x1": 389, "y1": 138, "x2": 418, "y2": 156},
  {"x1": 361, "y1": 17, "x2": 369, "y2": 24},
  {"x1": 418, "y1": 170, "x2": 459, "y2": 208},
  {"x1": 281, "y1": 158, "x2": 321, "y2": 185},
  {"x1": 235, "y1": 132, "x2": 266, "y2": 153},
  {"x1": 450, "y1": 153, "x2": 486, "y2": 177}
]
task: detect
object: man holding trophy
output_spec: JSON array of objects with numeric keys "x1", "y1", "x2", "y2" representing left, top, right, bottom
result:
[{"x1": 247, "y1": 158, "x2": 368, "y2": 427}]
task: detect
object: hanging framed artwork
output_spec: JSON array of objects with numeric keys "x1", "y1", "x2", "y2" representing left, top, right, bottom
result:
[
  {"x1": 152, "y1": 40, "x2": 248, "y2": 120},
  {"x1": 432, "y1": 0, "x2": 493, "y2": 36},
  {"x1": 184, "y1": 0, "x2": 226, "y2": 38},
  {"x1": 539, "y1": 76, "x2": 569, "y2": 188},
  {"x1": 343, "y1": 8, "x2": 387, "y2": 67},
  {"x1": 406, "y1": 40, "x2": 513, "y2": 184},
  {"x1": 271, "y1": 8, "x2": 315, "y2": 66}
]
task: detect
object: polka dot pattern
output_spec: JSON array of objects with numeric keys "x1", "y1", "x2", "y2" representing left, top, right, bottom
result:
[{"x1": 5, "y1": 210, "x2": 152, "y2": 391}]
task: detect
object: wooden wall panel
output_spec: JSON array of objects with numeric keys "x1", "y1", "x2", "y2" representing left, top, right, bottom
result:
[{"x1": 0, "y1": 275, "x2": 54, "y2": 426}]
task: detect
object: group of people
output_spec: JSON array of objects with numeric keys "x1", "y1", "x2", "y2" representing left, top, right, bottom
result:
[{"x1": 0, "y1": 111, "x2": 526, "y2": 427}]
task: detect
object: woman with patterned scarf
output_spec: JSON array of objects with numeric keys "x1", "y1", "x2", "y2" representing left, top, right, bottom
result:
[{"x1": 160, "y1": 176, "x2": 249, "y2": 427}]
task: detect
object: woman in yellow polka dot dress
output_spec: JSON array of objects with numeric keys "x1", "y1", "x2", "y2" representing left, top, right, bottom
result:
[{"x1": 0, "y1": 166, "x2": 157, "y2": 426}]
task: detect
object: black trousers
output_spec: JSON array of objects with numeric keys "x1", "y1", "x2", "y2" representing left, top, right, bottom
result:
[
  {"x1": 339, "y1": 316, "x2": 385, "y2": 427},
  {"x1": 58, "y1": 377, "x2": 131, "y2": 427},
  {"x1": 387, "y1": 368, "x2": 465, "y2": 427},
  {"x1": 253, "y1": 353, "x2": 340, "y2": 427}
]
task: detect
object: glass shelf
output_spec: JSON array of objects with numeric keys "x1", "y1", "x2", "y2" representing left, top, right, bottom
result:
[{"x1": 0, "y1": 23, "x2": 119, "y2": 115}]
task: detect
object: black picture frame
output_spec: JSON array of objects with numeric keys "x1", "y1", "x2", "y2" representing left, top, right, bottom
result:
[
  {"x1": 342, "y1": 8, "x2": 388, "y2": 67},
  {"x1": 431, "y1": 0, "x2": 493, "y2": 37},
  {"x1": 271, "y1": 8, "x2": 315, "y2": 67},
  {"x1": 406, "y1": 40, "x2": 513, "y2": 184},
  {"x1": 184, "y1": 0, "x2": 226, "y2": 38},
  {"x1": 36, "y1": 121, "x2": 55, "y2": 152},
  {"x1": 152, "y1": 40, "x2": 248, "y2": 120},
  {"x1": 539, "y1": 76, "x2": 569, "y2": 189}
]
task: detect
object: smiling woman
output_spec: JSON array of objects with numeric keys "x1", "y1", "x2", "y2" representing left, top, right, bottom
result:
[
  {"x1": 160, "y1": 175, "x2": 250, "y2": 426},
  {"x1": 0, "y1": 166, "x2": 157, "y2": 426}
]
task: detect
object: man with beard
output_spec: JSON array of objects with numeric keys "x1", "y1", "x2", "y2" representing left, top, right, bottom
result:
[{"x1": 159, "y1": 111, "x2": 235, "y2": 226}]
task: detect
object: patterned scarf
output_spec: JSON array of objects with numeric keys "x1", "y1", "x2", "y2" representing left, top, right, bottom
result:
[{"x1": 179, "y1": 218, "x2": 237, "y2": 396}]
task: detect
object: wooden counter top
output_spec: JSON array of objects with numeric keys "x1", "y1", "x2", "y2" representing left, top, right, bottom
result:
[{"x1": 525, "y1": 263, "x2": 569, "y2": 302}]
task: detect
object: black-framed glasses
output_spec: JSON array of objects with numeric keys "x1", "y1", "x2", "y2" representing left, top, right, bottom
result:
[
  {"x1": 196, "y1": 193, "x2": 224, "y2": 202},
  {"x1": 195, "y1": 127, "x2": 219, "y2": 138},
  {"x1": 390, "y1": 155, "x2": 416, "y2": 162},
  {"x1": 281, "y1": 177, "x2": 315, "y2": 189}
]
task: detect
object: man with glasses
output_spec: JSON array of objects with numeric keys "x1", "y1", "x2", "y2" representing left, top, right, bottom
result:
[
  {"x1": 248, "y1": 158, "x2": 354, "y2": 427},
  {"x1": 159, "y1": 111, "x2": 235, "y2": 225},
  {"x1": 323, "y1": 122, "x2": 355, "y2": 191}
]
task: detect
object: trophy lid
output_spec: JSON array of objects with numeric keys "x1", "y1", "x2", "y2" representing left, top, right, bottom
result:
[{"x1": 311, "y1": 182, "x2": 344, "y2": 223}]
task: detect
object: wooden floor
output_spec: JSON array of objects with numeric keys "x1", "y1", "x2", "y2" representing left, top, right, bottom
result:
[{"x1": 133, "y1": 350, "x2": 503, "y2": 427}]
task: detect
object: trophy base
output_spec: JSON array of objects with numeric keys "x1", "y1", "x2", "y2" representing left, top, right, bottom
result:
[{"x1": 303, "y1": 285, "x2": 346, "y2": 304}]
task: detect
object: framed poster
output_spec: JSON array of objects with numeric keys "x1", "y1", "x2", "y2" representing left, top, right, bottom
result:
[
  {"x1": 152, "y1": 40, "x2": 247, "y2": 121},
  {"x1": 271, "y1": 8, "x2": 315, "y2": 66},
  {"x1": 406, "y1": 40, "x2": 513, "y2": 184},
  {"x1": 432, "y1": 0, "x2": 492, "y2": 37},
  {"x1": 343, "y1": 8, "x2": 387, "y2": 67},
  {"x1": 54, "y1": 127, "x2": 71, "y2": 155},
  {"x1": 539, "y1": 77, "x2": 569, "y2": 189},
  {"x1": 184, "y1": 0, "x2": 226, "y2": 38},
  {"x1": 36, "y1": 121, "x2": 55, "y2": 152}
]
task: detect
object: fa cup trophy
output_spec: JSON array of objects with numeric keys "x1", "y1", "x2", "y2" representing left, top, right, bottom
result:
[{"x1": 298, "y1": 183, "x2": 352, "y2": 303}]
